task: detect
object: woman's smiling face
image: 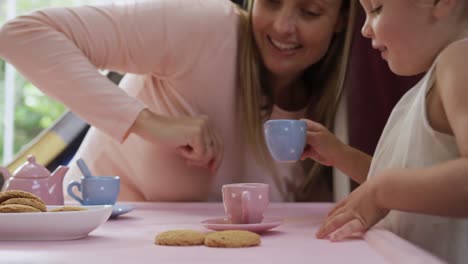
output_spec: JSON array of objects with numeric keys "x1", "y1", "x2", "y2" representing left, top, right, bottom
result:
[{"x1": 252, "y1": 0, "x2": 344, "y2": 79}]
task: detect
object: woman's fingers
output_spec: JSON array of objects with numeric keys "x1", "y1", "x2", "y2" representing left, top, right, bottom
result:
[
  {"x1": 209, "y1": 132, "x2": 224, "y2": 173},
  {"x1": 176, "y1": 143, "x2": 211, "y2": 168},
  {"x1": 176, "y1": 127, "x2": 223, "y2": 172}
]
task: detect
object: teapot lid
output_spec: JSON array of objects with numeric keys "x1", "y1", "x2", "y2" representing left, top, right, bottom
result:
[{"x1": 14, "y1": 155, "x2": 50, "y2": 179}]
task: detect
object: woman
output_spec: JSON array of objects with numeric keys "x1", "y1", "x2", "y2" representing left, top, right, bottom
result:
[{"x1": 0, "y1": 0, "x2": 355, "y2": 202}]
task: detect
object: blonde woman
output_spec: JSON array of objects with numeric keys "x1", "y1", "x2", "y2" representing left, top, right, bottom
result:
[{"x1": 0, "y1": 0, "x2": 355, "y2": 202}]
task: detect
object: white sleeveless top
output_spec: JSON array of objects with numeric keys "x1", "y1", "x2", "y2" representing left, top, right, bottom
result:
[{"x1": 368, "y1": 41, "x2": 468, "y2": 264}]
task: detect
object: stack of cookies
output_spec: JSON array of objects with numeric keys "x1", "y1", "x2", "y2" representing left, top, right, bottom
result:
[
  {"x1": 0, "y1": 190, "x2": 87, "y2": 213},
  {"x1": 155, "y1": 229, "x2": 261, "y2": 248},
  {"x1": 0, "y1": 190, "x2": 47, "y2": 213}
]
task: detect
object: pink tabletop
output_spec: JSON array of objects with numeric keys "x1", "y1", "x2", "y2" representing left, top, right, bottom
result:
[{"x1": 0, "y1": 203, "x2": 445, "y2": 264}]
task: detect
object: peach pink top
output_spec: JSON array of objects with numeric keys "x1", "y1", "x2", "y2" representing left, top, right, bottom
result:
[{"x1": 0, "y1": 0, "x2": 303, "y2": 202}]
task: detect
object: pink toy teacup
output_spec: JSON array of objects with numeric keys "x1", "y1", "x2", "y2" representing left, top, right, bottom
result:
[{"x1": 222, "y1": 183, "x2": 269, "y2": 224}]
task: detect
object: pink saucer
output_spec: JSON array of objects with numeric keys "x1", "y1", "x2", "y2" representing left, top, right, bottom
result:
[{"x1": 201, "y1": 217, "x2": 283, "y2": 233}]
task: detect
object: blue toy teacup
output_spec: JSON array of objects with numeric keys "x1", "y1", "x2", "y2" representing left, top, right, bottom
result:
[
  {"x1": 67, "y1": 176, "x2": 120, "y2": 205},
  {"x1": 263, "y1": 119, "x2": 307, "y2": 162}
]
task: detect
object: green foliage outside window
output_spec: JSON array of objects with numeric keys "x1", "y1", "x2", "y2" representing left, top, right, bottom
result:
[{"x1": 0, "y1": 0, "x2": 101, "y2": 164}]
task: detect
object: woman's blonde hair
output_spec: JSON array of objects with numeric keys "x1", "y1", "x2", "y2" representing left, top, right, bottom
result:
[{"x1": 236, "y1": 0, "x2": 356, "y2": 201}]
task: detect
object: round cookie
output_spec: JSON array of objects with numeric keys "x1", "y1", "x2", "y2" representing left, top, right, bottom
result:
[
  {"x1": 49, "y1": 206, "x2": 87, "y2": 212},
  {"x1": 0, "y1": 204, "x2": 41, "y2": 213},
  {"x1": 0, "y1": 190, "x2": 44, "y2": 204},
  {"x1": 1, "y1": 197, "x2": 47, "y2": 212},
  {"x1": 155, "y1": 230, "x2": 206, "y2": 246},
  {"x1": 204, "y1": 230, "x2": 261, "y2": 248}
]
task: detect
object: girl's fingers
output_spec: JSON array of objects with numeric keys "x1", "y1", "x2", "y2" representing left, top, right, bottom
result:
[
  {"x1": 316, "y1": 211, "x2": 353, "y2": 239},
  {"x1": 327, "y1": 198, "x2": 348, "y2": 217},
  {"x1": 301, "y1": 145, "x2": 313, "y2": 160},
  {"x1": 306, "y1": 131, "x2": 321, "y2": 147},
  {"x1": 301, "y1": 119, "x2": 325, "y2": 132},
  {"x1": 303, "y1": 147, "x2": 320, "y2": 160},
  {"x1": 301, "y1": 144, "x2": 311, "y2": 156},
  {"x1": 302, "y1": 147, "x2": 331, "y2": 165},
  {"x1": 329, "y1": 218, "x2": 365, "y2": 242}
]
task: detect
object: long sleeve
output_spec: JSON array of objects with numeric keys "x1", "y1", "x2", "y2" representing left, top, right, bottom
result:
[{"x1": 0, "y1": 0, "x2": 237, "y2": 142}]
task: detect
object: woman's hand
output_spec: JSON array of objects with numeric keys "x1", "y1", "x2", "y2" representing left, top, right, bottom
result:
[
  {"x1": 300, "y1": 119, "x2": 346, "y2": 166},
  {"x1": 315, "y1": 178, "x2": 389, "y2": 241},
  {"x1": 130, "y1": 109, "x2": 224, "y2": 173}
]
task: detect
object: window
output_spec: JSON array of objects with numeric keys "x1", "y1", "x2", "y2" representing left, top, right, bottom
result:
[{"x1": 0, "y1": 0, "x2": 118, "y2": 165}]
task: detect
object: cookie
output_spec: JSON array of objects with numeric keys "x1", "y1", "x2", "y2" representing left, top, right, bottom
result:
[
  {"x1": 49, "y1": 206, "x2": 87, "y2": 212},
  {"x1": 1, "y1": 197, "x2": 47, "y2": 212},
  {"x1": 204, "y1": 230, "x2": 261, "y2": 248},
  {"x1": 155, "y1": 230, "x2": 206, "y2": 246},
  {"x1": 0, "y1": 204, "x2": 42, "y2": 213},
  {"x1": 0, "y1": 190, "x2": 44, "y2": 204}
]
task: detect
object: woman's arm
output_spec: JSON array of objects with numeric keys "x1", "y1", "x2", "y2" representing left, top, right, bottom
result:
[
  {"x1": 0, "y1": 4, "x2": 155, "y2": 142},
  {"x1": 0, "y1": 0, "x2": 237, "y2": 143}
]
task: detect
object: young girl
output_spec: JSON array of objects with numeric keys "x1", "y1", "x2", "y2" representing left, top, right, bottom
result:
[
  {"x1": 0, "y1": 1, "x2": 355, "y2": 202},
  {"x1": 301, "y1": 0, "x2": 468, "y2": 262}
]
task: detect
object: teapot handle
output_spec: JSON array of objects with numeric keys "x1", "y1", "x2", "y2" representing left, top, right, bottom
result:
[
  {"x1": 0, "y1": 167, "x2": 10, "y2": 181},
  {"x1": 67, "y1": 181, "x2": 84, "y2": 205}
]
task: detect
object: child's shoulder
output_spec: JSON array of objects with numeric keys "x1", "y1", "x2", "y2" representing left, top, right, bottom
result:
[
  {"x1": 436, "y1": 38, "x2": 468, "y2": 69},
  {"x1": 434, "y1": 38, "x2": 468, "y2": 97}
]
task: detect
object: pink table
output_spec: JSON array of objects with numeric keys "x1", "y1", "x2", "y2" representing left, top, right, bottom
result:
[{"x1": 0, "y1": 203, "x2": 445, "y2": 264}]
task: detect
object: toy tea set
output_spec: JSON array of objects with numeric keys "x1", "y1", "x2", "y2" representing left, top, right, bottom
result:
[
  {"x1": 0, "y1": 119, "x2": 304, "y2": 233},
  {"x1": 0, "y1": 155, "x2": 132, "y2": 218}
]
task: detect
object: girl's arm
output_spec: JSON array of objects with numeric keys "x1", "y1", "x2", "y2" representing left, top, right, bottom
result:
[
  {"x1": 302, "y1": 119, "x2": 372, "y2": 184},
  {"x1": 333, "y1": 144, "x2": 372, "y2": 184},
  {"x1": 375, "y1": 159, "x2": 468, "y2": 217},
  {"x1": 316, "y1": 41, "x2": 468, "y2": 240}
]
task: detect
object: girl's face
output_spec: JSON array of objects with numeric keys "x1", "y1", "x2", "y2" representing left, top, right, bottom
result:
[
  {"x1": 252, "y1": 0, "x2": 344, "y2": 80},
  {"x1": 360, "y1": 0, "x2": 452, "y2": 76}
]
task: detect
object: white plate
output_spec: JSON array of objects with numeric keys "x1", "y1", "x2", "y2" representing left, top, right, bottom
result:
[{"x1": 0, "y1": 205, "x2": 112, "y2": 241}]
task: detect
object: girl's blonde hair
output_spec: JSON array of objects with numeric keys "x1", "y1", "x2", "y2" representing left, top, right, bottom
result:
[{"x1": 236, "y1": 0, "x2": 356, "y2": 201}]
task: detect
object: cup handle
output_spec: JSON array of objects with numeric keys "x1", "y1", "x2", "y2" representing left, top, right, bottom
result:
[
  {"x1": 67, "y1": 181, "x2": 84, "y2": 205},
  {"x1": 241, "y1": 191, "x2": 250, "y2": 224}
]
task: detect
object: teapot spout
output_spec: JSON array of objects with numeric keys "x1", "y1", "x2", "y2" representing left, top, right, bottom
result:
[
  {"x1": 49, "y1": 165, "x2": 69, "y2": 205},
  {"x1": 50, "y1": 166, "x2": 69, "y2": 186}
]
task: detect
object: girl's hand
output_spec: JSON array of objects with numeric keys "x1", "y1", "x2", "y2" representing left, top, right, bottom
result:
[
  {"x1": 315, "y1": 178, "x2": 389, "y2": 241},
  {"x1": 131, "y1": 109, "x2": 224, "y2": 174},
  {"x1": 300, "y1": 119, "x2": 346, "y2": 166}
]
